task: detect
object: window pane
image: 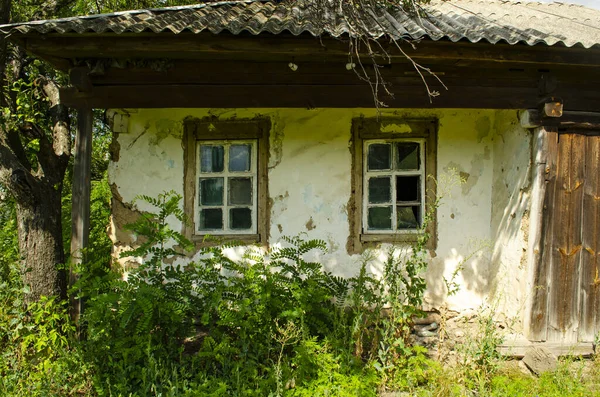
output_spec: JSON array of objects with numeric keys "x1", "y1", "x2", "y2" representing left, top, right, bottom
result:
[
  {"x1": 229, "y1": 178, "x2": 252, "y2": 205},
  {"x1": 200, "y1": 145, "x2": 224, "y2": 173},
  {"x1": 229, "y1": 144, "x2": 252, "y2": 172},
  {"x1": 230, "y1": 208, "x2": 252, "y2": 229},
  {"x1": 367, "y1": 206, "x2": 392, "y2": 230},
  {"x1": 396, "y1": 175, "x2": 420, "y2": 202},
  {"x1": 368, "y1": 177, "x2": 391, "y2": 204},
  {"x1": 199, "y1": 178, "x2": 224, "y2": 205},
  {"x1": 396, "y1": 142, "x2": 420, "y2": 170},
  {"x1": 368, "y1": 144, "x2": 391, "y2": 170},
  {"x1": 397, "y1": 206, "x2": 420, "y2": 229},
  {"x1": 199, "y1": 208, "x2": 223, "y2": 230}
]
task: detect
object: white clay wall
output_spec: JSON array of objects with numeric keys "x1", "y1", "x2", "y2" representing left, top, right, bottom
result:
[{"x1": 108, "y1": 108, "x2": 532, "y2": 326}]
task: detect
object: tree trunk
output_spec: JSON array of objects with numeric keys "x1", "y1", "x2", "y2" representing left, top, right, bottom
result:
[
  {"x1": 0, "y1": 0, "x2": 72, "y2": 303},
  {"x1": 16, "y1": 183, "x2": 67, "y2": 302}
]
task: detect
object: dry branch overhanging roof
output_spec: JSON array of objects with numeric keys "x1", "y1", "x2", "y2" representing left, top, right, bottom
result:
[{"x1": 1, "y1": 0, "x2": 600, "y2": 48}]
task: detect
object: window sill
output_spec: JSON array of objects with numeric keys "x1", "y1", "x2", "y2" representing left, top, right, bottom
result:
[
  {"x1": 360, "y1": 233, "x2": 422, "y2": 243},
  {"x1": 191, "y1": 234, "x2": 261, "y2": 248}
]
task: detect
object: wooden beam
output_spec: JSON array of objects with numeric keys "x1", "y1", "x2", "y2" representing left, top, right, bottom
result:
[
  {"x1": 70, "y1": 107, "x2": 93, "y2": 325},
  {"x1": 69, "y1": 67, "x2": 93, "y2": 93},
  {"x1": 59, "y1": 83, "x2": 600, "y2": 111},
  {"x1": 88, "y1": 58, "x2": 600, "y2": 87},
  {"x1": 22, "y1": 33, "x2": 600, "y2": 68},
  {"x1": 499, "y1": 340, "x2": 594, "y2": 358},
  {"x1": 521, "y1": 110, "x2": 600, "y2": 130},
  {"x1": 524, "y1": 127, "x2": 550, "y2": 341}
]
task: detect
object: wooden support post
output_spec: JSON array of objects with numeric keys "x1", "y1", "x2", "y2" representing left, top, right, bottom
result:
[
  {"x1": 524, "y1": 127, "x2": 549, "y2": 341},
  {"x1": 70, "y1": 107, "x2": 93, "y2": 325}
]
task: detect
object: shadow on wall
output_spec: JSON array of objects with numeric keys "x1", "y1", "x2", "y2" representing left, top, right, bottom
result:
[
  {"x1": 423, "y1": 111, "x2": 532, "y2": 313},
  {"x1": 487, "y1": 111, "x2": 532, "y2": 316}
]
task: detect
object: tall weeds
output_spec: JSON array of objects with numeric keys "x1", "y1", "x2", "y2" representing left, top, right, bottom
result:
[{"x1": 76, "y1": 190, "x2": 433, "y2": 395}]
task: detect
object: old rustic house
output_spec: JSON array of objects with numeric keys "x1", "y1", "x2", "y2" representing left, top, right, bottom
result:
[{"x1": 2, "y1": 0, "x2": 600, "y2": 353}]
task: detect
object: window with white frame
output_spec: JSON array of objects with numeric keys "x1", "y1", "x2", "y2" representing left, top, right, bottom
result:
[
  {"x1": 183, "y1": 119, "x2": 270, "y2": 245},
  {"x1": 197, "y1": 141, "x2": 257, "y2": 234},
  {"x1": 363, "y1": 139, "x2": 425, "y2": 232}
]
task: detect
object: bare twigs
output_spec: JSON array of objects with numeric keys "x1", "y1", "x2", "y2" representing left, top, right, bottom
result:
[{"x1": 301, "y1": 0, "x2": 446, "y2": 109}]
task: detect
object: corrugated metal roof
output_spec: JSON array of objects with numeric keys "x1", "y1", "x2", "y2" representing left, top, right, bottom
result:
[{"x1": 2, "y1": 0, "x2": 600, "y2": 48}]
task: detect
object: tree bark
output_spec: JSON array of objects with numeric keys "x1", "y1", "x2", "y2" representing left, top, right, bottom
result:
[
  {"x1": 16, "y1": 185, "x2": 67, "y2": 301},
  {"x1": 0, "y1": 0, "x2": 72, "y2": 302}
]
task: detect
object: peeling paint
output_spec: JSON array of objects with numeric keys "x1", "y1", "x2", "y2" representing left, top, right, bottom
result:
[
  {"x1": 380, "y1": 122, "x2": 413, "y2": 134},
  {"x1": 127, "y1": 122, "x2": 150, "y2": 149},
  {"x1": 109, "y1": 132, "x2": 121, "y2": 162},
  {"x1": 151, "y1": 119, "x2": 183, "y2": 146},
  {"x1": 109, "y1": 107, "x2": 532, "y2": 319},
  {"x1": 269, "y1": 114, "x2": 285, "y2": 169},
  {"x1": 476, "y1": 115, "x2": 491, "y2": 143},
  {"x1": 109, "y1": 183, "x2": 144, "y2": 246}
]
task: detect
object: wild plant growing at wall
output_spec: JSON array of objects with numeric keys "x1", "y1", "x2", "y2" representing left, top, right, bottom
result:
[{"x1": 78, "y1": 190, "x2": 439, "y2": 394}]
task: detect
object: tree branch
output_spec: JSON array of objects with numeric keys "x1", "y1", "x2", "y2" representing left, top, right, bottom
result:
[
  {"x1": 19, "y1": 121, "x2": 62, "y2": 184},
  {"x1": 43, "y1": 79, "x2": 71, "y2": 185},
  {"x1": 0, "y1": 0, "x2": 12, "y2": 109},
  {"x1": 0, "y1": 136, "x2": 36, "y2": 207},
  {"x1": 42, "y1": 78, "x2": 71, "y2": 162},
  {"x1": 6, "y1": 129, "x2": 31, "y2": 170}
]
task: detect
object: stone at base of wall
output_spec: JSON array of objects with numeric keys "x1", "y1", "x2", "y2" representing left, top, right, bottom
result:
[{"x1": 522, "y1": 346, "x2": 558, "y2": 375}]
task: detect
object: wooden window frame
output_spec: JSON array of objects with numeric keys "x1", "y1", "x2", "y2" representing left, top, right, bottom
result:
[
  {"x1": 349, "y1": 118, "x2": 437, "y2": 253},
  {"x1": 183, "y1": 118, "x2": 270, "y2": 247},
  {"x1": 196, "y1": 140, "x2": 258, "y2": 234},
  {"x1": 362, "y1": 138, "x2": 426, "y2": 234}
]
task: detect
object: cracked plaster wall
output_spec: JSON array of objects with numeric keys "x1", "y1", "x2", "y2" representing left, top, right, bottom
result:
[{"x1": 108, "y1": 108, "x2": 531, "y2": 317}]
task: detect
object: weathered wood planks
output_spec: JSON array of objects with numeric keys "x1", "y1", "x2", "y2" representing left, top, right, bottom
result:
[
  {"x1": 531, "y1": 130, "x2": 559, "y2": 341},
  {"x1": 546, "y1": 134, "x2": 585, "y2": 342},
  {"x1": 535, "y1": 130, "x2": 600, "y2": 343},
  {"x1": 579, "y1": 136, "x2": 600, "y2": 342}
]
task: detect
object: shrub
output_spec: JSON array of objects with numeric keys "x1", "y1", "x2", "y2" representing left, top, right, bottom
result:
[{"x1": 79, "y1": 190, "x2": 433, "y2": 395}]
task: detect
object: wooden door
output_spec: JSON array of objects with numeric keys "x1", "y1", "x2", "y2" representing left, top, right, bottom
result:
[{"x1": 530, "y1": 130, "x2": 600, "y2": 343}]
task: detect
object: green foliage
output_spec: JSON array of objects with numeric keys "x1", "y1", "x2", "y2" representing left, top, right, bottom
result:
[
  {"x1": 6, "y1": 185, "x2": 600, "y2": 396},
  {"x1": 418, "y1": 358, "x2": 600, "y2": 397},
  {"x1": 0, "y1": 197, "x2": 18, "y2": 281},
  {"x1": 0, "y1": 142, "x2": 111, "y2": 396},
  {"x1": 69, "y1": 0, "x2": 208, "y2": 15},
  {"x1": 0, "y1": 259, "x2": 94, "y2": 396},
  {"x1": 74, "y1": 190, "x2": 434, "y2": 395}
]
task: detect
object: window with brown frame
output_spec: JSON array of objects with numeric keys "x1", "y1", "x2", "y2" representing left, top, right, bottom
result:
[
  {"x1": 349, "y1": 118, "x2": 437, "y2": 253},
  {"x1": 183, "y1": 118, "x2": 270, "y2": 246}
]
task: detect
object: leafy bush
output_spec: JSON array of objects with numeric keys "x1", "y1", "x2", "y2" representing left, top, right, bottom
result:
[
  {"x1": 0, "y1": 259, "x2": 94, "y2": 396},
  {"x1": 0, "y1": 155, "x2": 110, "y2": 396},
  {"x1": 76, "y1": 190, "x2": 433, "y2": 395},
  {"x1": 6, "y1": 188, "x2": 600, "y2": 396}
]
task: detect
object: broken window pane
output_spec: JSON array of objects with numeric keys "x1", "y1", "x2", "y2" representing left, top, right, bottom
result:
[
  {"x1": 199, "y1": 177, "x2": 224, "y2": 206},
  {"x1": 199, "y1": 208, "x2": 223, "y2": 230},
  {"x1": 229, "y1": 178, "x2": 252, "y2": 205},
  {"x1": 368, "y1": 206, "x2": 392, "y2": 230},
  {"x1": 368, "y1": 144, "x2": 391, "y2": 170},
  {"x1": 230, "y1": 208, "x2": 252, "y2": 229},
  {"x1": 397, "y1": 206, "x2": 420, "y2": 229},
  {"x1": 368, "y1": 177, "x2": 391, "y2": 204},
  {"x1": 200, "y1": 145, "x2": 224, "y2": 173},
  {"x1": 396, "y1": 142, "x2": 420, "y2": 170},
  {"x1": 229, "y1": 144, "x2": 252, "y2": 172},
  {"x1": 396, "y1": 175, "x2": 420, "y2": 202}
]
